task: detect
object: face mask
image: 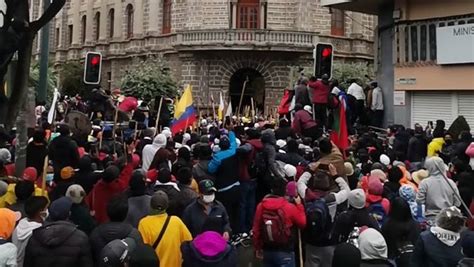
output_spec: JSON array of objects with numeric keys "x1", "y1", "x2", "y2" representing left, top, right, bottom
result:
[
  {"x1": 202, "y1": 194, "x2": 215, "y2": 204},
  {"x1": 40, "y1": 209, "x2": 49, "y2": 222}
]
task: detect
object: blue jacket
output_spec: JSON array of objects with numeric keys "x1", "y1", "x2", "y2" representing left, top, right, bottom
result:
[{"x1": 208, "y1": 131, "x2": 237, "y2": 174}]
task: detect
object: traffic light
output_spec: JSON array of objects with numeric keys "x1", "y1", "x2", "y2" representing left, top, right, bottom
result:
[
  {"x1": 84, "y1": 52, "x2": 102, "y2": 85},
  {"x1": 314, "y1": 43, "x2": 334, "y2": 79}
]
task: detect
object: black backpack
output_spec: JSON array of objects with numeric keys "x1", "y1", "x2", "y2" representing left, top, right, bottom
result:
[
  {"x1": 249, "y1": 150, "x2": 267, "y2": 178},
  {"x1": 304, "y1": 198, "x2": 333, "y2": 245}
]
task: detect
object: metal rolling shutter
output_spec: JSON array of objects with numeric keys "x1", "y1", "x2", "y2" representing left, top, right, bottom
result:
[
  {"x1": 458, "y1": 92, "x2": 474, "y2": 129},
  {"x1": 411, "y1": 92, "x2": 455, "y2": 128}
]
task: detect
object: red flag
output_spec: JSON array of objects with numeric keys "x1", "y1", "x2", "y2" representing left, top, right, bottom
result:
[
  {"x1": 278, "y1": 89, "x2": 294, "y2": 115},
  {"x1": 330, "y1": 94, "x2": 349, "y2": 151}
]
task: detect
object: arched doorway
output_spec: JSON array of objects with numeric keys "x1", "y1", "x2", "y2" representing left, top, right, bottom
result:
[{"x1": 229, "y1": 68, "x2": 265, "y2": 115}]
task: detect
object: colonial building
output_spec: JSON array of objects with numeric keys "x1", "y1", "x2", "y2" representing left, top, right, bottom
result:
[
  {"x1": 322, "y1": 0, "x2": 474, "y2": 127},
  {"x1": 32, "y1": 0, "x2": 375, "y2": 111}
]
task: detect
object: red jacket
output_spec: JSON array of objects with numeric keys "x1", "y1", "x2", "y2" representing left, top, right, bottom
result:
[
  {"x1": 252, "y1": 196, "x2": 306, "y2": 251},
  {"x1": 309, "y1": 80, "x2": 330, "y2": 104},
  {"x1": 238, "y1": 139, "x2": 264, "y2": 182},
  {"x1": 87, "y1": 161, "x2": 134, "y2": 223},
  {"x1": 292, "y1": 110, "x2": 317, "y2": 134}
]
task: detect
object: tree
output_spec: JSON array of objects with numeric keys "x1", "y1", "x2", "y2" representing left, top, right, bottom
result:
[
  {"x1": 29, "y1": 61, "x2": 57, "y2": 105},
  {"x1": 120, "y1": 57, "x2": 178, "y2": 101},
  {"x1": 332, "y1": 62, "x2": 375, "y2": 89},
  {"x1": 58, "y1": 61, "x2": 85, "y2": 97},
  {"x1": 0, "y1": 0, "x2": 66, "y2": 130}
]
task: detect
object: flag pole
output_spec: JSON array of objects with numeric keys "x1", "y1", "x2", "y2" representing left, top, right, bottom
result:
[
  {"x1": 237, "y1": 76, "x2": 249, "y2": 119},
  {"x1": 154, "y1": 97, "x2": 164, "y2": 136},
  {"x1": 251, "y1": 97, "x2": 256, "y2": 123}
]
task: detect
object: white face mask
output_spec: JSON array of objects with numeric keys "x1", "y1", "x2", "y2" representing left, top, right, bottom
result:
[
  {"x1": 202, "y1": 194, "x2": 215, "y2": 204},
  {"x1": 40, "y1": 209, "x2": 49, "y2": 222}
]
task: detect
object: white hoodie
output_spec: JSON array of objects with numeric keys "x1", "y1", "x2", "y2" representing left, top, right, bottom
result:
[
  {"x1": 358, "y1": 228, "x2": 388, "y2": 260},
  {"x1": 12, "y1": 218, "x2": 42, "y2": 267},
  {"x1": 141, "y1": 134, "x2": 167, "y2": 171}
]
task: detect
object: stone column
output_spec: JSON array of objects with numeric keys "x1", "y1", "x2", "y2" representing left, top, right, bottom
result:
[
  {"x1": 231, "y1": 0, "x2": 237, "y2": 29},
  {"x1": 260, "y1": 0, "x2": 267, "y2": 30},
  {"x1": 85, "y1": 0, "x2": 94, "y2": 43},
  {"x1": 351, "y1": 12, "x2": 363, "y2": 37},
  {"x1": 72, "y1": 0, "x2": 81, "y2": 45}
]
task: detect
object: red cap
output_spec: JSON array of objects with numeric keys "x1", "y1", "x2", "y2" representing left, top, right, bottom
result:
[{"x1": 23, "y1": 167, "x2": 38, "y2": 182}]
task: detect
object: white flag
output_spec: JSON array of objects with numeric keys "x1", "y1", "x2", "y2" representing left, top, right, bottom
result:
[
  {"x1": 47, "y1": 89, "x2": 60, "y2": 124},
  {"x1": 225, "y1": 100, "x2": 232, "y2": 117},
  {"x1": 218, "y1": 92, "x2": 225, "y2": 120}
]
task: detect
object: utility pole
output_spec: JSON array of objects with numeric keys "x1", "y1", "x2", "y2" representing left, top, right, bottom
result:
[{"x1": 38, "y1": 0, "x2": 51, "y2": 103}]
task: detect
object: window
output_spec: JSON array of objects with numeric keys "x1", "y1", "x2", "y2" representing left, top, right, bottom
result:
[
  {"x1": 237, "y1": 0, "x2": 259, "y2": 29},
  {"x1": 55, "y1": 27, "x2": 60, "y2": 47},
  {"x1": 162, "y1": 0, "x2": 171, "y2": 34},
  {"x1": 94, "y1": 12, "x2": 100, "y2": 41},
  {"x1": 420, "y1": 25, "x2": 427, "y2": 61},
  {"x1": 404, "y1": 26, "x2": 409, "y2": 62},
  {"x1": 81, "y1": 15, "x2": 86, "y2": 44},
  {"x1": 108, "y1": 9, "x2": 114, "y2": 38},
  {"x1": 331, "y1": 9, "x2": 345, "y2": 36},
  {"x1": 429, "y1": 24, "x2": 436, "y2": 60},
  {"x1": 68, "y1": 25, "x2": 73, "y2": 45},
  {"x1": 410, "y1": 25, "x2": 418, "y2": 61},
  {"x1": 126, "y1": 4, "x2": 134, "y2": 39}
]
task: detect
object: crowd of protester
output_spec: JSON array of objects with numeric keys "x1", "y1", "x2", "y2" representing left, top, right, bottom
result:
[{"x1": 0, "y1": 85, "x2": 474, "y2": 267}]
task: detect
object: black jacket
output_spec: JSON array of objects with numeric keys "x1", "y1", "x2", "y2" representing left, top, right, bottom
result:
[
  {"x1": 76, "y1": 156, "x2": 101, "y2": 194},
  {"x1": 26, "y1": 142, "x2": 47, "y2": 176},
  {"x1": 48, "y1": 135, "x2": 80, "y2": 176},
  {"x1": 89, "y1": 222, "x2": 142, "y2": 264},
  {"x1": 407, "y1": 134, "x2": 428, "y2": 163},
  {"x1": 295, "y1": 84, "x2": 311, "y2": 106},
  {"x1": 24, "y1": 221, "x2": 93, "y2": 267},
  {"x1": 332, "y1": 208, "x2": 380, "y2": 243},
  {"x1": 176, "y1": 184, "x2": 198, "y2": 218},
  {"x1": 182, "y1": 198, "x2": 231, "y2": 237},
  {"x1": 154, "y1": 184, "x2": 181, "y2": 216}
]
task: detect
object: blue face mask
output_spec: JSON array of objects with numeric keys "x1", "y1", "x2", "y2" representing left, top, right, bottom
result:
[{"x1": 46, "y1": 173, "x2": 54, "y2": 182}]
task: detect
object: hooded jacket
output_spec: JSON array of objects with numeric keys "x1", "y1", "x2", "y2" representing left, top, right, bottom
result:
[
  {"x1": 416, "y1": 157, "x2": 461, "y2": 219},
  {"x1": 0, "y1": 208, "x2": 18, "y2": 267},
  {"x1": 237, "y1": 139, "x2": 264, "y2": 182},
  {"x1": 261, "y1": 130, "x2": 285, "y2": 182},
  {"x1": 89, "y1": 221, "x2": 142, "y2": 264},
  {"x1": 292, "y1": 109, "x2": 317, "y2": 134},
  {"x1": 12, "y1": 218, "x2": 42, "y2": 267},
  {"x1": 181, "y1": 231, "x2": 237, "y2": 267},
  {"x1": 427, "y1": 138, "x2": 445, "y2": 158},
  {"x1": 309, "y1": 80, "x2": 330, "y2": 104},
  {"x1": 142, "y1": 134, "x2": 167, "y2": 171},
  {"x1": 252, "y1": 196, "x2": 306, "y2": 251},
  {"x1": 75, "y1": 156, "x2": 100, "y2": 194},
  {"x1": 412, "y1": 227, "x2": 463, "y2": 267},
  {"x1": 125, "y1": 194, "x2": 152, "y2": 228},
  {"x1": 208, "y1": 131, "x2": 240, "y2": 190},
  {"x1": 87, "y1": 161, "x2": 134, "y2": 223},
  {"x1": 24, "y1": 220, "x2": 93, "y2": 267},
  {"x1": 48, "y1": 135, "x2": 80, "y2": 176},
  {"x1": 192, "y1": 160, "x2": 215, "y2": 182},
  {"x1": 359, "y1": 228, "x2": 393, "y2": 267}
]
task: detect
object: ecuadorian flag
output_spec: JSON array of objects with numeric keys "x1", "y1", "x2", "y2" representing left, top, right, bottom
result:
[{"x1": 171, "y1": 85, "x2": 197, "y2": 134}]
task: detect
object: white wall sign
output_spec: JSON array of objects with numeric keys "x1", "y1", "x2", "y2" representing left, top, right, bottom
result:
[
  {"x1": 436, "y1": 23, "x2": 474, "y2": 64},
  {"x1": 394, "y1": 91, "x2": 406, "y2": 106}
]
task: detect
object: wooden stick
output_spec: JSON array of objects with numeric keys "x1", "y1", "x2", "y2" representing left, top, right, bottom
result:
[
  {"x1": 237, "y1": 77, "x2": 249, "y2": 118},
  {"x1": 112, "y1": 106, "x2": 120, "y2": 156},
  {"x1": 41, "y1": 156, "x2": 49, "y2": 197},
  {"x1": 154, "y1": 97, "x2": 164, "y2": 136},
  {"x1": 298, "y1": 230, "x2": 304, "y2": 267}
]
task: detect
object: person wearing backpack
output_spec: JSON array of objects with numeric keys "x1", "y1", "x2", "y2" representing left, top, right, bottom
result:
[
  {"x1": 252, "y1": 178, "x2": 306, "y2": 267},
  {"x1": 332, "y1": 189, "x2": 380, "y2": 244},
  {"x1": 297, "y1": 163, "x2": 350, "y2": 267},
  {"x1": 366, "y1": 177, "x2": 390, "y2": 227}
]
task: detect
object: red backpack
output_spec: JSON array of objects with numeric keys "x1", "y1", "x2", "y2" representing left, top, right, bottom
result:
[{"x1": 261, "y1": 200, "x2": 291, "y2": 246}]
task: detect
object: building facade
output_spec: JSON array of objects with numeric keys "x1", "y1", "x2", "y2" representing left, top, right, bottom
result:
[
  {"x1": 33, "y1": 0, "x2": 375, "y2": 111},
  {"x1": 322, "y1": 0, "x2": 474, "y2": 128}
]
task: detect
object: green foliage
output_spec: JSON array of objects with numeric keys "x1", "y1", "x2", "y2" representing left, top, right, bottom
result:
[
  {"x1": 29, "y1": 61, "x2": 57, "y2": 104},
  {"x1": 59, "y1": 61, "x2": 85, "y2": 97},
  {"x1": 120, "y1": 57, "x2": 178, "y2": 101},
  {"x1": 332, "y1": 62, "x2": 375, "y2": 89}
]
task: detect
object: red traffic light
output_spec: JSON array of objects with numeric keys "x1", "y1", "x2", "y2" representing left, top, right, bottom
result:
[
  {"x1": 91, "y1": 55, "x2": 100, "y2": 66},
  {"x1": 322, "y1": 48, "x2": 332, "y2": 58}
]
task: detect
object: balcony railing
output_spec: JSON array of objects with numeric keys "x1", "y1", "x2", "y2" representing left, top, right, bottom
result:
[
  {"x1": 52, "y1": 29, "x2": 373, "y2": 61},
  {"x1": 176, "y1": 29, "x2": 315, "y2": 47}
]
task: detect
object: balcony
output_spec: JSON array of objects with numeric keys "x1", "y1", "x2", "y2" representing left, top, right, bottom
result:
[
  {"x1": 53, "y1": 29, "x2": 374, "y2": 62},
  {"x1": 174, "y1": 30, "x2": 315, "y2": 52}
]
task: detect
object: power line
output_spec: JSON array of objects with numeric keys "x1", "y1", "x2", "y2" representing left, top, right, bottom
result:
[{"x1": 344, "y1": 13, "x2": 375, "y2": 32}]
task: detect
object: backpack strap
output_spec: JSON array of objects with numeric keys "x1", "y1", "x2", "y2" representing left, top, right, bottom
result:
[{"x1": 152, "y1": 215, "x2": 171, "y2": 249}]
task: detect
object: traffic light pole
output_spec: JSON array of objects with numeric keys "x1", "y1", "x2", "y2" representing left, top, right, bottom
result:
[{"x1": 38, "y1": 0, "x2": 51, "y2": 104}]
